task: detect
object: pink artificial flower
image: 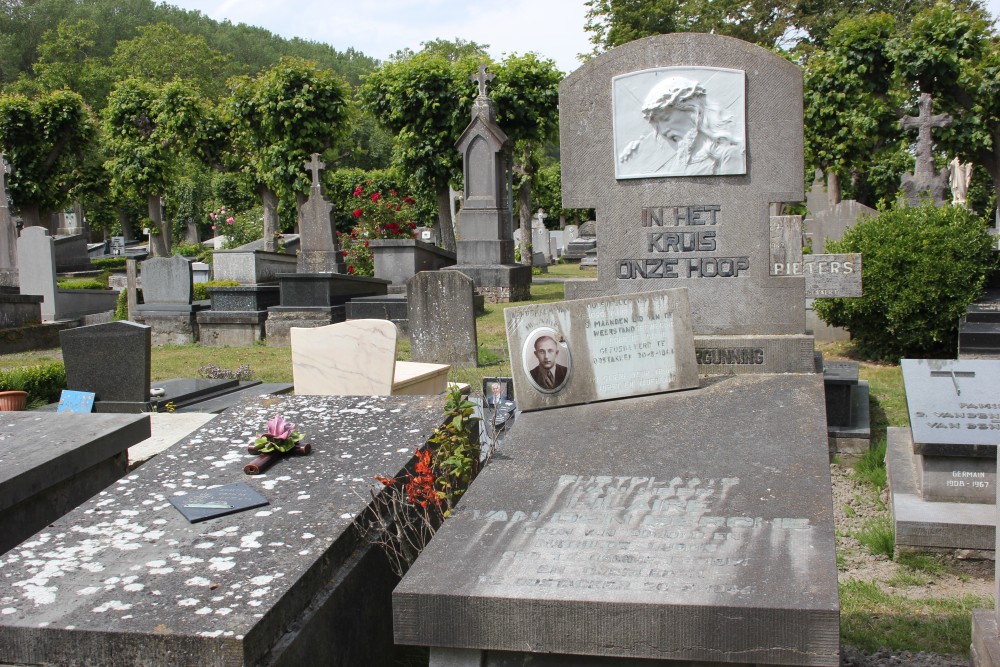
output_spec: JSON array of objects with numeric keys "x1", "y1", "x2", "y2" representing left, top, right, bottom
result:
[
  {"x1": 226, "y1": 217, "x2": 234, "y2": 224},
  {"x1": 211, "y1": 225, "x2": 216, "y2": 230},
  {"x1": 209, "y1": 212, "x2": 216, "y2": 220},
  {"x1": 265, "y1": 415, "x2": 295, "y2": 440}
]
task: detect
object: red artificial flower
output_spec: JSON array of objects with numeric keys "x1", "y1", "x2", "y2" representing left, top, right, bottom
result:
[
  {"x1": 347, "y1": 265, "x2": 355, "y2": 274},
  {"x1": 364, "y1": 240, "x2": 369, "y2": 246},
  {"x1": 352, "y1": 208, "x2": 363, "y2": 218},
  {"x1": 371, "y1": 192, "x2": 382, "y2": 203},
  {"x1": 342, "y1": 250, "x2": 348, "y2": 257},
  {"x1": 353, "y1": 185, "x2": 363, "y2": 197}
]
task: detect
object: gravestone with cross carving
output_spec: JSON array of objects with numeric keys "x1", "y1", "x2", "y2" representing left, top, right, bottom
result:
[
  {"x1": 561, "y1": 33, "x2": 814, "y2": 373},
  {"x1": 444, "y1": 64, "x2": 531, "y2": 303},
  {"x1": 0, "y1": 154, "x2": 16, "y2": 287},
  {"x1": 296, "y1": 152, "x2": 345, "y2": 274},
  {"x1": 899, "y1": 93, "x2": 952, "y2": 207}
]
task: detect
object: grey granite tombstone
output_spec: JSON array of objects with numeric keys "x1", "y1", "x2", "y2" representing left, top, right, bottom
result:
[
  {"x1": 806, "y1": 200, "x2": 877, "y2": 253},
  {"x1": 297, "y1": 153, "x2": 345, "y2": 274},
  {"x1": 564, "y1": 224, "x2": 579, "y2": 246},
  {"x1": 60, "y1": 321, "x2": 152, "y2": 410},
  {"x1": 394, "y1": 373, "x2": 839, "y2": 666},
  {"x1": 0, "y1": 412, "x2": 150, "y2": 555},
  {"x1": 0, "y1": 154, "x2": 16, "y2": 287},
  {"x1": 408, "y1": 270, "x2": 478, "y2": 368},
  {"x1": 504, "y1": 288, "x2": 699, "y2": 411},
  {"x1": 560, "y1": 33, "x2": 813, "y2": 372},
  {"x1": 16, "y1": 226, "x2": 57, "y2": 320},
  {"x1": 512, "y1": 226, "x2": 531, "y2": 265},
  {"x1": 0, "y1": 393, "x2": 447, "y2": 667},
  {"x1": 887, "y1": 358, "x2": 1000, "y2": 555},
  {"x1": 900, "y1": 93, "x2": 952, "y2": 207},
  {"x1": 444, "y1": 65, "x2": 531, "y2": 303},
  {"x1": 805, "y1": 169, "x2": 830, "y2": 219},
  {"x1": 139, "y1": 255, "x2": 193, "y2": 306}
]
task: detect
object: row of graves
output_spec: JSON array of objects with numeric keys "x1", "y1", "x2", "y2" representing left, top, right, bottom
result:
[{"x1": 0, "y1": 30, "x2": 989, "y2": 667}]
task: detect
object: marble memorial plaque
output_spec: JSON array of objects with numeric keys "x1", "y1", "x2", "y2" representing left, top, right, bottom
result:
[
  {"x1": 772, "y1": 253, "x2": 862, "y2": 298},
  {"x1": 613, "y1": 67, "x2": 747, "y2": 179},
  {"x1": 169, "y1": 482, "x2": 269, "y2": 523},
  {"x1": 902, "y1": 358, "x2": 1000, "y2": 447},
  {"x1": 504, "y1": 289, "x2": 698, "y2": 412}
]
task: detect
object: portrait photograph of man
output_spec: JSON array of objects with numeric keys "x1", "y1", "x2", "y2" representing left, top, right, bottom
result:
[
  {"x1": 613, "y1": 66, "x2": 747, "y2": 179},
  {"x1": 523, "y1": 328, "x2": 571, "y2": 393}
]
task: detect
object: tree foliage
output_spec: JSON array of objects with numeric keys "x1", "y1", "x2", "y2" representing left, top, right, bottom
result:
[
  {"x1": 0, "y1": 88, "x2": 96, "y2": 225},
  {"x1": 814, "y1": 203, "x2": 996, "y2": 360}
]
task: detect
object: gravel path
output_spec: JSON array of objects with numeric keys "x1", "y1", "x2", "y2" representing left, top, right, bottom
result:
[{"x1": 832, "y1": 463, "x2": 994, "y2": 666}]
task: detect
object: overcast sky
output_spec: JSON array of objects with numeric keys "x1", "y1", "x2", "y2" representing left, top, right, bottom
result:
[{"x1": 161, "y1": 0, "x2": 1000, "y2": 77}]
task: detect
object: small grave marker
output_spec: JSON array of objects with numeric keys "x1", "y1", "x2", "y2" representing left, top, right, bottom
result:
[{"x1": 56, "y1": 390, "x2": 95, "y2": 413}]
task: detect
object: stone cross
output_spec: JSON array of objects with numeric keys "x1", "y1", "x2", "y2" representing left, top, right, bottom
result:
[
  {"x1": 900, "y1": 93, "x2": 953, "y2": 183},
  {"x1": 471, "y1": 64, "x2": 494, "y2": 98},
  {"x1": 305, "y1": 153, "x2": 325, "y2": 189}
]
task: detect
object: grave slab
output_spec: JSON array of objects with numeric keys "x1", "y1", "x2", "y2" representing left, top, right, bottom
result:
[
  {"x1": 394, "y1": 373, "x2": 839, "y2": 665},
  {"x1": 887, "y1": 427, "x2": 994, "y2": 555},
  {"x1": 504, "y1": 289, "x2": 699, "y2": 411},
  {"x1": 0, "y1": 412, "x2": 150, "y2": 555},
  {"x1": 0, "y1": 393, "x2": 447, "y2": 667}
]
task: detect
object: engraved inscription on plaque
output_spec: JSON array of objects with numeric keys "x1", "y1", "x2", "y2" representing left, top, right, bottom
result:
[
  {"x1": 613, "y1": 67, "x2": 747, "y2": 180},
  {"x1": 902, "y1": 359, "x2": 1000, "y2": 446},
  {"x1": 772, "y1": 253, "x2": 862, "y2": 298},
  {"x1": 463, "y1": 475, "x2": 811, "y2": 600}
]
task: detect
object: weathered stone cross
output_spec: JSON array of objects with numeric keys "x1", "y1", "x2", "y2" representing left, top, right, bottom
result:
[
  {"x1": 900, "y1": 93, "x2": 953, "y2": 181},
  {"x1": 305, "y1": 153, "x2": 325, "y2": 188},
  {"x1": 471, "y1": 63, "x2": 495, "y2": 97}
]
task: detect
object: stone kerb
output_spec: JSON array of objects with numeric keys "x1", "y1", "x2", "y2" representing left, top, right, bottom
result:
[{"x1": 560, "y1": 33, "x2": 806, "y2": 337}]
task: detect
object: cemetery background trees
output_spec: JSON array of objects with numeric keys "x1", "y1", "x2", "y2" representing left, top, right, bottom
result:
[
  {"x1": 102, "y1": 78, "x2": 214, "y2": 256},
  {"x1": 226, "y1": 56, "x2": 350, "y2": 252},
  {"x1": 0, "y1": 89, "x2": 96, "y2": 227}
]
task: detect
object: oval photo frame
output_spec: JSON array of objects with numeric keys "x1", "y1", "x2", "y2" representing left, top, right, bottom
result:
[{"x1": 522, "y1": 327, "x2": 571, "y2": 394}]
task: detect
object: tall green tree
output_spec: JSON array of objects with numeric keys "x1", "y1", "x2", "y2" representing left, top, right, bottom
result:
[
  {"x1": 102, "y1": 78, "x2": 213, "y2": 255},
  {"x1": 0, "y1": 89, "x2": 96, "y2": 227},
  {"x1": 109, "y1": 22, "x2": 232, "y2": 99},
  {"x1": 359, "y1": 51, "x2": 477, "y2": 252},
  {"x1": 226, "y1": 56, "x2": 350, "y2": 251},
  {"x1": 26, "y1": 19, "x2": 112, "y2": 105},
  {"x1": 492, "y1": 53, "x2": 562, "y2": 232}
]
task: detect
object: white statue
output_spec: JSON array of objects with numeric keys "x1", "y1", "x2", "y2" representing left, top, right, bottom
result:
[{"x1": 948, "y1": 157, "x2": 972, "y2": 207}]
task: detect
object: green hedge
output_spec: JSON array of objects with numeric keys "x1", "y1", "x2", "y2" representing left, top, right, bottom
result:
[
  {"x1": 814, "y1": 203, "x2": 997, "y2": 360},
  {"x1": 0, "y1": 362, "x2": 66, "y2": 406},
  {"x1": 57, "y1": 277, "x2": 107, "y2": 290},
  {"x1": 92, "y1": 257, "x2": 128, "y2": 270}
]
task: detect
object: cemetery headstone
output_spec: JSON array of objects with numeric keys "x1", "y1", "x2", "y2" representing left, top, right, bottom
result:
[
  {"x1": 408, "y1": 270, "x2": 478, "y2": 368},
  {"x1": 110, "y1": 236, "x2": 126, "y2": 256},
  {"x1": 562, "y1": 221, "x2": 596, "y2": 260},
  {"x1": 512, "y1": 226, "x2": 531, "y2": 265},
  {"x1": 887, "y1": 358, "x2": 1000, "y2": 555},
  {"x1": 505, "y1": 288, "x2": 699, "y2": 411},
  {"x1": 773, "y1": 253, "x2": 862, "y2": 298},
  {"x1": 806, "y1": 200, "x2": 877, "y2": 253},
  {"x1": 959, "y1": 288, "x2": 1000, "y2": 359},
  {"x1": 564, "y1": 224, "x2": 579, "y2": 246},
  {"x1": 0, "y1": 154, "x2": 16, "y2": 287},
  {"x1": 16, "y1": 226, "x2": 57, "y2": 320},
  {"x1": 394, "y1": 375, "x2": 838, "y2": 666},
  {"x1": 560, "y1": 34, "x2": 808, "y2": 350},
  {"x1": 138, "y1": 255, "x2": 193, "y2": 306},
  {"x1": 805, "y1": 169, "x2": 830, "y2": 219},
  {"x1": 444, "y1": 64, "x2": 531, "y2": 303},
  {"x1": 60, "y1": 320, "x2": 152, "y2": 411},
  {"x1": 900, "y1": 93, "x2": 953, "y2": 207},
  {"x1": 531, "y1": 208, "x2": 551, "y2": 263},
  {"x1": 296, "y1": 153, "x2": 345, "y2": 274}
]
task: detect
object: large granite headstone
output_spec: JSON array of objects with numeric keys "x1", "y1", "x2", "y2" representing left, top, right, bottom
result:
[
  {"x1": 887, "y1": 358, "x2": 1000, "y2": 554},
  {"x1": 444, "y1": 65, "x2": 531, "y2": 303},
  {"x1": 0, "y1": 393, "x2": 447, "y2": 666},
  {"x1": 297, "y1": 154, "x2": 345, "y2": 274},
  {"x1": 394, "y1": 374, "x2": 839, "y2": 666},
  {"x1": 560, "y1": 34, "x2": 815, "y2": 374},
  {"x1": 408, "y1": 270, "x2": 478, "y2": 368},
  {"x1": 504, "y1": 289, "x2": 699, "y2": 411},
  {"x1": 16, "y1": 226, "x2": 57, "y2": 320},
  {"x1": 60, "y1": 321, "x2": 152, "y2": 411},
  {"x1": 139, "y1": 255, "x2": 193, "y2": 306}
]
